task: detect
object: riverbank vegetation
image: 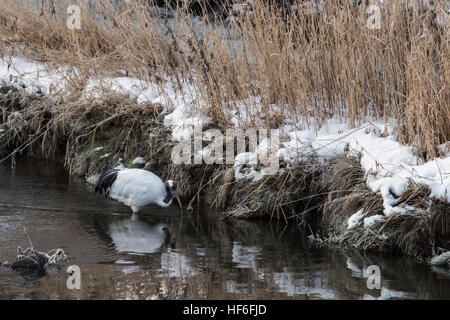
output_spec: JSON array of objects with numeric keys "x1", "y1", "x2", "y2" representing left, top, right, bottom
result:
[{"x1": 0, "y1": 0, "x2": 448, "y2": 260}]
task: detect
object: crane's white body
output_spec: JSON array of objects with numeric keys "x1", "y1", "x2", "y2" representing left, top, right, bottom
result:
[
  {"x1": 110, "y1": 169, "x2": 171, "y2": 212},
  {"x1": 95, "y1": 168, "x2": 176, "y2": 213}
]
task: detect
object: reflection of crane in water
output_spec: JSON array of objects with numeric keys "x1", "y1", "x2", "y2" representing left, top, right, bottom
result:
[
  {"x1": 107, "y1": 215, "x2": 202, "y2": 277},
  {"x1": 108, "y1": 217, "x2": 173, "y2": 254}
]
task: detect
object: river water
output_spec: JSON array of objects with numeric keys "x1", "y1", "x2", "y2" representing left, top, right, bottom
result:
[{"x1": 0, "y1": 157, "x2": 448, "y2": 299}]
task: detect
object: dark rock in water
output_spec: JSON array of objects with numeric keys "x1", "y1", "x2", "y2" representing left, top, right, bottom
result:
[
  {"x1": 8, "y1": 247, "x2": 68, "y2": 281},
  {"x1": 15, "y1": 266, "x2": 47, "y2": 282},
  {"x1": 10, "y1": 258, "x2": 47, "y2": 271},
  {"x1": 10, "y1": 247, "x2": 49, "y2": 271},
  {"x1": 4, "y1": 247, "x2": 69, "y2": 281}
]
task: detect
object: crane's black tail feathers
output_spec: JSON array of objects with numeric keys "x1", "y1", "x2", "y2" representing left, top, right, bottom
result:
[{"x1": 94, "y1": 169, "x2": 119, "y2": 198}]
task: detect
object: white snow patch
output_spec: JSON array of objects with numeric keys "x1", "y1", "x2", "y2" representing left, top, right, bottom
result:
[
  {"x1": 364, "y1": 215, "x2": 385, "y2": 228},
  {"x1": 82, "y1": 77, "x2": 147, "y2": 101},
  {"x1": 0, "y1": 56, "x2": 74, "y2": 96},
  {"x1": 347, "y1": 209, "x2": 365, "y2": 230}
]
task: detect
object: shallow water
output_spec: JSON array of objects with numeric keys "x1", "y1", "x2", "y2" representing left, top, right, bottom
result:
[{"x1": 0, "y1": 157, "x2": 449, "y2": 300}]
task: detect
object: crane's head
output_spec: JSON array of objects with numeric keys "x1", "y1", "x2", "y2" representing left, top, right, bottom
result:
[
  {"x1": 165, "y1": 180, "x2": 182, "y2": 208},
  {"x1": 165, "y1": 180, "x2": 177, "y2": 192}
]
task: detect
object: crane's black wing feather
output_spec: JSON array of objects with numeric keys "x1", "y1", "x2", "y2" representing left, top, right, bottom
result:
[{"x1": 94, "y1": 169, "x2": 120, "y2": 198}]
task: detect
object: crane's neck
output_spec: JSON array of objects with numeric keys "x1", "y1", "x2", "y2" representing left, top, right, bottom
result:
[{"x1": 162, "y1": 183, "x2": 173, "y2": 205}]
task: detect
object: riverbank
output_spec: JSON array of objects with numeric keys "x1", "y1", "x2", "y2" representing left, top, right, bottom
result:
[
  {"x1": 0, "y1": 0, "x2": 449, "y2": 261},
  {"x1": 1, "y1": 65, "x2": 448, "y2": 261}
]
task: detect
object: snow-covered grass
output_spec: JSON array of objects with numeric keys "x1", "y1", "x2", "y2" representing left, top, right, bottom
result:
[
  {"x1": 0, "y1": 56, "x2": 73, "y2": 96},
  {"x1": 277, "y1": 119, "x2": 450, "y2": 216}
]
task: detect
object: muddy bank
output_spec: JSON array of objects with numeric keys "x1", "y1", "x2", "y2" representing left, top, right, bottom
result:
[{"x1": 0, "y1": 85, "x2": 449, "y2": 262}]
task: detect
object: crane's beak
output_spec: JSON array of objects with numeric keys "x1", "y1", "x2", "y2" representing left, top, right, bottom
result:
[{"x1": 175, "y1": 195, "x2": 182, "y2": 209}]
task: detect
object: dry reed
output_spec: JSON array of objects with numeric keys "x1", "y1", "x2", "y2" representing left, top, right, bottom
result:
[{"x1": 0, "y1": 0, "x2": 447, "y2": 160}]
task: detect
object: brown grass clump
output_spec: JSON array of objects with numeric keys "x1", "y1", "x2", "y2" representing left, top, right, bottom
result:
[
  {"x1": 320, "y1": 155, "x2": 383, "y2": 235},
  {"x1": 431, "y1": 199, "x2": 450, "y2": 251},
  {"x1": 0, "y1": 88, "x2": 61, "y2": 160},
  {"x1": 394, "y1": 183, "x2": 431, "y2": 209},
  {"x1": 213, "y1": 161, "x2": 325, "y2": 224}
]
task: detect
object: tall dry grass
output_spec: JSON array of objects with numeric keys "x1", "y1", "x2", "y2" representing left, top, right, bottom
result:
[{"x1": 0, "y1": 0, "x2": 448, "y2": 159}]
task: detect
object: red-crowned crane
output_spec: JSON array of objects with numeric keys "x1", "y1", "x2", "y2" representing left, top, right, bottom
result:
[{"x1": 94, "y1": 168, "x2": 181, "y2": 213}]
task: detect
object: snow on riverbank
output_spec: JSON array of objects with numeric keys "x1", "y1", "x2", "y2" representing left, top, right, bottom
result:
[
  {"x1": 0, "y1": 56, "x2": 72, "y2": 96},
  {"x1": 277, "y1": 119, "x2": 450, "y2": 216},
  {"x1": 1, "y1": 55, "x2": 449, "y2": 228}
]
